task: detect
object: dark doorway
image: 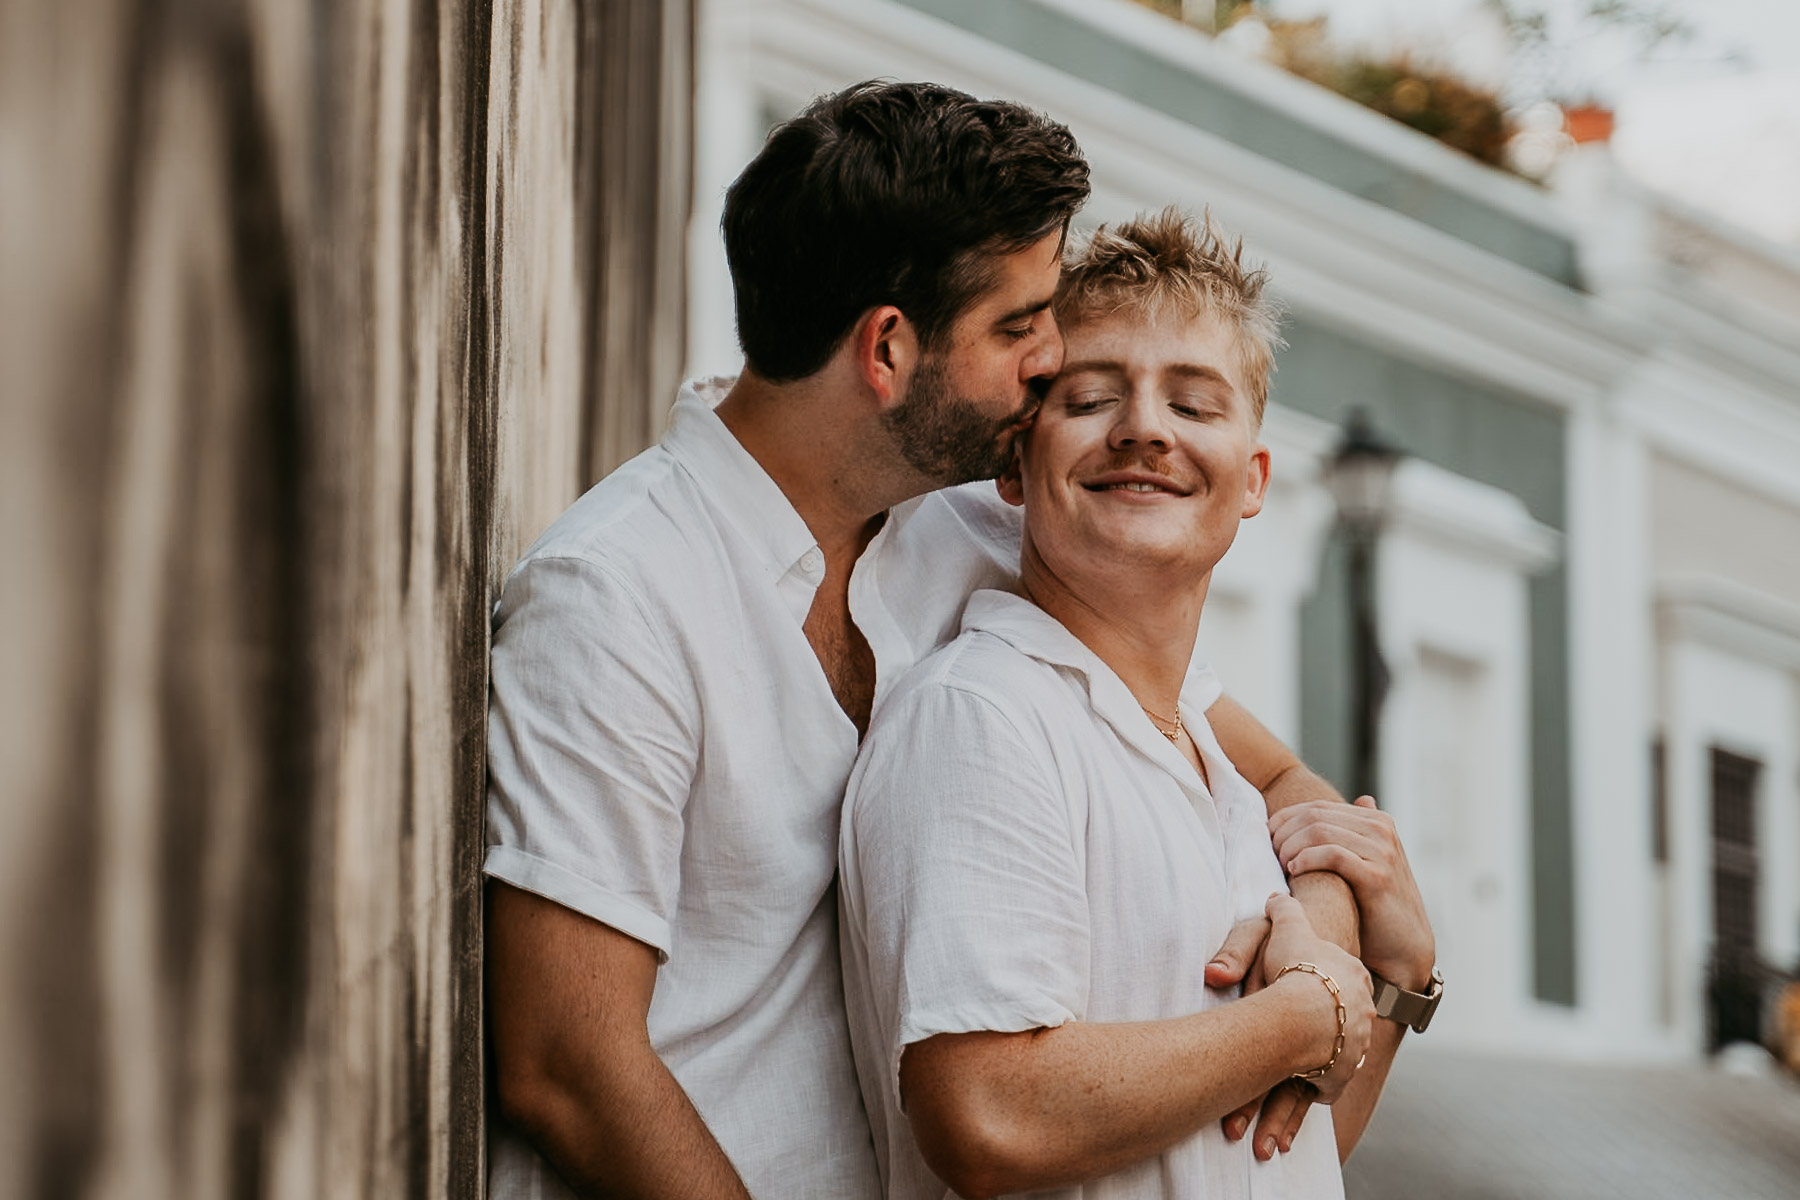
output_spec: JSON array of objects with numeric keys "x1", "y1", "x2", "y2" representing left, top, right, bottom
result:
[{"x1": 1708, "y1": 747, "x2": 1764, "y2": 1049}]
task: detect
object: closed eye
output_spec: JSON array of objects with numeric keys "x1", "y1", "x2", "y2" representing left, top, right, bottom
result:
[
  {"x1": 1066, "y1": 395, "x2": 1116, "y2": 414},
  {"x1": 1170, "y1": 393, "x2": 1225, "y2": 420}
]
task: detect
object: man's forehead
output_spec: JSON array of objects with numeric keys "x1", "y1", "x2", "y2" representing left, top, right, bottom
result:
[
  {"x1": 1059, "y1": 308, "x2": 1238, "y2": 373},
  {"x1": 972, "y1": 232, "x2": 1065, "y2": 304}
]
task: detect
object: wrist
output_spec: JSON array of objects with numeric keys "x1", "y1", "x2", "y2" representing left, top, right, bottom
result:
[
  {"x1": 1273, "y1": 962, "x2": 1347, "y2": 1080},
  {"x1": 1369, "y1": 965, "x2": 1444, "y2": 1034},
  {"x1": 1288, "y1": 873, "x2": 1358, "y2": 949},
  {"x1": 1365, "y1": 951, "x2": 1435, "y2": 993}
]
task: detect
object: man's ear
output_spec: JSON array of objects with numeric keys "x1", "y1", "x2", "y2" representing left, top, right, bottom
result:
[
  {"x1": 854, "y1": 305, "x2": 918, "y2": 412},
  {"x1": 1240, "y1": 442, "x2": 1272, "y2": 520},
  {"x1": 995, "y1": 442, "x2": 1026, "y2": 508}
]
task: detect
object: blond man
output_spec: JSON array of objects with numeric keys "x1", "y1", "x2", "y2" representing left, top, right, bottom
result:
[{"x1": 839, "y1": 210, "x2": 1431, "y2": 1199}]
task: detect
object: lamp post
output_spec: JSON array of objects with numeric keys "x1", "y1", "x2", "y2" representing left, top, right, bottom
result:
[{"x1": 1323, "y1": 410, "x2": 1402, "y2": 803}]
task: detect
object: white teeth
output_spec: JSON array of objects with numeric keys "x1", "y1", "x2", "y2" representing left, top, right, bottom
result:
[{"x1": 1107, "y1": 482, "x2": 1166, "y2": 492}]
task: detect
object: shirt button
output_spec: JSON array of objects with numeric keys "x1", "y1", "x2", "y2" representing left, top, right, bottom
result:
[{"x1": 800, "y1": 548, "x2": 824, "y2": 576}]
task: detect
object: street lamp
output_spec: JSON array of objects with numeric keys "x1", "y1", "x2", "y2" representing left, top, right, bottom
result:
[{"x1": 1323, "y1": 409, "x2": 1402, "y2": 803}]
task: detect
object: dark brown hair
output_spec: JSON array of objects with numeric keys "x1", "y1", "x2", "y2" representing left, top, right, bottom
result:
[{"x1": 723, "y1": 80, "x2": 1090, "y2": 382}]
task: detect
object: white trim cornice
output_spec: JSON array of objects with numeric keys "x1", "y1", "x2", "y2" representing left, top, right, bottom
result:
[
  {"x1": 1387, "y1": 458, "x2": 1563, "y2": 574},
  {"x1": 1658, "y1": 575, "x2": 1800, "y2": 672}
]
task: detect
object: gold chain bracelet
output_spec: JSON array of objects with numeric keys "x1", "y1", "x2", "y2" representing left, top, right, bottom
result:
[{"x1": 1275, "y1": 961, "x2": 1346, "y2": 1080}]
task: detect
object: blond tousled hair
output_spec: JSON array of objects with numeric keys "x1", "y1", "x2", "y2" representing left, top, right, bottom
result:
[{"x1": 1053, "y1": 207, "x2": 1284, "y2": 424}]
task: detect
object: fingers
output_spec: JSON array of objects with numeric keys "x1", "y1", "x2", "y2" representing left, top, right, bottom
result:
[
  {"x1": 1250, "y1": 1080, "x2": 1314, "y2": 1160},
  {"x1": 1221, "y1": 1094, "x2": 1261, "y2": 1143},
  {"x1": 1205, "y1": 916, "x2": 1271, "y2": 991},
  {"x1": 1283, "y1": 844, "x2": 1380, "y2": 890},
  {"x1": 1277, "y1": 1089, "x2": 1314, "y2": 1154},
  {"x1": 1269, "y1": 805, "x2": 1401, "y2": 882},
  {"x1": 1268, "y1": 795, "x2": 1396, "y2": 844},
  {"x1": 1270, "y1": 810, "x2": 1397, "y2": 859},
  {"x1": 1265, "y1": 797, "x2": 1357, "y2": 837},
  {"x1": 1271, "y1": 812, "x2": 1391, "y2": 855},
  {"x1": 1260, "y1": 892, "x2": 1332, "y2": 993},
  {"x1": 1262, "y1": 891, "x2": 1323, "y2": 966}
]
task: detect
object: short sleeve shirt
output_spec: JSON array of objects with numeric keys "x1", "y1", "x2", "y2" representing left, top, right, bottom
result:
[
  {"x1": 483, "y1": 381, "x2": 1025, "y2": 1199},
  {"x1": 839, "y1": 590, "x2": 1344, "y2": 1200}
]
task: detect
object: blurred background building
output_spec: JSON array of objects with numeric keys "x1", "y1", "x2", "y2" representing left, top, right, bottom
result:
[
  {"x1": 686, "y1": 0, "x2": 1800, "y2": 1065},
  {"x1": 5, "y1": 0, "x2": 1798, "y2": 1195}
]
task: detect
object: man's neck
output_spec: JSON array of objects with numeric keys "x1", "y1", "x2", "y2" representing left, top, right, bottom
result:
[
  {"x1": 715, "y1": 369, "x2": 927, "y2": 558},
  {"x1": 1019, "y1": 541, "x2": 1209, "y2": 717}
]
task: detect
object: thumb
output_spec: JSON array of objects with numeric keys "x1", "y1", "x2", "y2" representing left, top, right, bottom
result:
[
  {"x1": 1354, "y1": 794, "x2": 1379, "y2": 810},
  {"x1": 1264, "y1": 892, "x2": 1310, "y2": 930},
  {"x1": 1206, "y1": 916, "x2": 1268, "y2": 988}
]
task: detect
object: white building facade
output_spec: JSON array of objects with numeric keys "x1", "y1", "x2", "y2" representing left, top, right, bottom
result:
[{"x1": 683, "y1": 0, "x2": 1800, "y2": 1062}]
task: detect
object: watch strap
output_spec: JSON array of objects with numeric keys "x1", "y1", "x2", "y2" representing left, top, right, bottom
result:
[{"x1": 1370, "y1": 967, "x2": 1443, "y2": 1034}]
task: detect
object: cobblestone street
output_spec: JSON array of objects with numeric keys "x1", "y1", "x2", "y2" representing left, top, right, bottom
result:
[{"x1": 1345, "y1": 1048, "x2": 1800, "y2": 1199}]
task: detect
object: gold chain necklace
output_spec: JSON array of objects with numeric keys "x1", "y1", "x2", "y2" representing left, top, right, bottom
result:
[{"x1": 1141, "y1": 703, "x2": 1184, "y2": 744}]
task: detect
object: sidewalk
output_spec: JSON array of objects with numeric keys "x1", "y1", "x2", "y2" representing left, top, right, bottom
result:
[{"x1": 1344, "y1": 1047, "x2": 1800, "y2": 1199}]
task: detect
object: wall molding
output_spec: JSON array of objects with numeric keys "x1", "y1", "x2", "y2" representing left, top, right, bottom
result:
[{"x1": 1658, "y1": 574, "x2": 1800, "y2": 672}]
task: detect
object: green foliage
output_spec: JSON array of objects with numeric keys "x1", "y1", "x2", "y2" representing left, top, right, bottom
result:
[
  {"x1": 1127, "y1": 0, "x2": 1517, "y2": 170},
  {"x1": 1128, "y1": 0, "x2": 1257, "y2": 31},
  {"x1": 1328, "y1": 60, "x2": 1513, "y2": 166}
]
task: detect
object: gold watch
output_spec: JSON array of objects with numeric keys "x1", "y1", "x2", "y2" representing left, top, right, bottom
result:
[{"x1": 1370, "y1": 967, "x2": 1443, "y2": 1033}]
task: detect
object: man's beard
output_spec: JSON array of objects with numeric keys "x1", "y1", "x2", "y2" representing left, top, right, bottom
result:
[{"x1": 883, "y1": 353, "x2": 1038, "y2": 487}]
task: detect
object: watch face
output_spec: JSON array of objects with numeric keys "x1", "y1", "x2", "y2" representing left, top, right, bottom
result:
[{"x1": 1371, "y1": 969, "x2": 1442, "y2": 1033}]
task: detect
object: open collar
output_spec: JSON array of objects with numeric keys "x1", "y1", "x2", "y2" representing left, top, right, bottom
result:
[
  {"x1": 959, "y1": 590, "x2": 1226, "y2": 830},
  {"x1": 663, "y1": 379, "x2": 825, "y2": 623}
]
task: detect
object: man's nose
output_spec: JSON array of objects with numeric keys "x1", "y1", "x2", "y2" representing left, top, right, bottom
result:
[
  {"x1": 1024, "y1": 310, "x2": 1065, "y2": 383},
  {"x1": 1108, "y1": 392, "x2": 1172, "y2": 449}
]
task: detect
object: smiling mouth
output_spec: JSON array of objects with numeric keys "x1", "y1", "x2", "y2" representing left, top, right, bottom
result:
[{"x1": 1084, "y1": 480, "x2": 1184, "y2": 494}]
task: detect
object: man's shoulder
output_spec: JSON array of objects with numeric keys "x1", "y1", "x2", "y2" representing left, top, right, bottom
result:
[
  {"x1": 490, "y1": 444, "x2": 735, "y2": 651},
  {"x1": 866, "y1": 484, "x2": 1023, "y2": 664},
  {"x1": 520, "y1": 445, "x2": 678, "y2": 561},
  {"x1": 885, "y1": 481, "x2": 1021, "y2": 576},
  {"x1": 871, "y1": 618, "x2": 1057, "y2": 736},
  {"x1": 847, "y1": 624, "x2": 1076, "y2": 844}
]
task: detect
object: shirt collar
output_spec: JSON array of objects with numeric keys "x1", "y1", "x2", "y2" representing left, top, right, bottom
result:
[
  {"x1": 663, "y1": 378, "x2": 822, "y2": 584},
  {"x1": 960, "y1": 589, "x2": 1219, "y2": 789}
]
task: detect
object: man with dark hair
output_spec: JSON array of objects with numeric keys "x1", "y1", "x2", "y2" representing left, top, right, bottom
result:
[
  {"x1": 482, "y1": 82, "x2": 1356, "y2": 1200},
  {"x1": 483, "y1": 81, "x2": 1091, "y2": 1200}
]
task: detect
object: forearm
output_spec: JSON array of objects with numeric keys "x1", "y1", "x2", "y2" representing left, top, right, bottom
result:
[
  {"x1": 1288, "y1": 866, "x2": 1359, "y2": 954},
  {"x1": 487, "y1": 884, "x2": 751, "y2": 1200},
  {"x1": 500, "y1": 1044, "x2": 751, "y2": 1200},
  {"x1": 904, "y1": 976, "x2": 1333, "y2": 1197},
  {"x1": 1263, "y1": 766, "x2": 1360, "y2": 953}
]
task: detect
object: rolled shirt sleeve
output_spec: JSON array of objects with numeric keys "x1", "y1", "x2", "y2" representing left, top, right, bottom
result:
[
  {"x1": 845, "y1": 680, "x2": 1090, "y2": 1086},
  {"x1": 484, "y1": 554, "x2": 700, "y2": 960}
]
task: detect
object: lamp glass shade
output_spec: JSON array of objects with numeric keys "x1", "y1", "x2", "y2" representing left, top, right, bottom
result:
[{"x1": 1325, "y1": 413, "x2": 1401, "y2": 532}]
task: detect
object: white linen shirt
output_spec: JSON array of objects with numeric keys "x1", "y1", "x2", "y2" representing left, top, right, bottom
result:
[
  {"x1": 839, "y1": 590, "x2": 1344, "y2": 1200},
  {"x1": 484, "y1": 380, "x2": 1026, "y2": 1199}
]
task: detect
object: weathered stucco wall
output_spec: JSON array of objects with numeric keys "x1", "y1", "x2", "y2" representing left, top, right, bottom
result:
[{"x1": 0, "y1": 1, "x2": 689, "y2": 1195}]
